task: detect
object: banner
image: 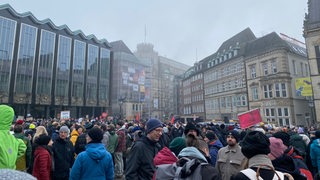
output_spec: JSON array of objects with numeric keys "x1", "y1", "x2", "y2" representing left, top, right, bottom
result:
[
  {"x1": 238, "y1": 108, "x2": 262, "y2": 129},
  {"x1": 295, "y1": 77, "x2": 313, "y2": 96}
]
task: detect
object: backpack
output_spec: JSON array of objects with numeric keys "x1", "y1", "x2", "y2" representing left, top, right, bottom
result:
[
  {"x1": 155, "y1": 157, "x2": 208, "y2": 180},
  {"x1": 241, "y1": 165, "x2": 293, "y2": 180},
  {"x1": 285, "y1": 147, "x2": 313, "y2": 180}
]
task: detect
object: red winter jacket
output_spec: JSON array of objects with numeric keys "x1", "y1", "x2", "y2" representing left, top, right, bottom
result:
[
  {"x1": 32, "y1": 146, "x2": 52, "y2": 180},
  {"x1": 154, "y1": 146, "x2": 178, "y2": 166}
]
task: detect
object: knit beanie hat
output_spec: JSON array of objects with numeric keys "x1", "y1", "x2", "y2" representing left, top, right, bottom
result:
[
  {"x1": 59, "y1": 126, "x2": 70, "y2": 134},
  {"x1": 84, "y1": 122, "x2": 94, "y2": 130},
  {"x1": 184, "y1": 123, "x2": 200, "y2": 136},
  {"x1": 227, "y1": 130, "x2": 240, "y2": 142},
  {"x1": 146, "y1": 119, "x2": 163, "y2": 134},
  {"x1": 268, "y1": 137, "x2": 286, "y2": 160},
  {"x1": 35, "y1": 134, "x2": 51, "y2": 146},
  {"x1": 273, "y1": 131, "x2": 290, "y2": 147},
  {"x1": 88, "y1": 127, "x2": 103, "y2": 143},
  {"x1": 169, "y1": 137, "x2": 187, "y2": 156},
  {"x1": 241, "y1": 130, "x2": 270, "y2": 159},
  {"x1": 205, "y1": 131, "x2": 216, "y2": 141}
]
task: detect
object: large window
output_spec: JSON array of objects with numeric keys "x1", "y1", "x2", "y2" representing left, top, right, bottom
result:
[
  {"x1": 251, "y1": 87, "x2": 259, "y2": 100},
  {"x1": 275, "y1": 83, "x2": 287, "y2": 97},
  {"x1": 72, "y1": 40, "x2": 86, "y2": 98},
  {"x1": 263, "y1": 84, "x2": 273, "y2": 98},
  {"x1": 37, "y1": 30, "x2": 55, "y2": 95},
  {"x1": 250, "y1": 65, "x2": 256, "y2": 79},
  {"x1": 271, "y1": 60, "x2": 277, "y2": 74},
  {"x1": 99, "y1": 48, "x2": 110, "y2": 101},
  {"x1": 265, "y1": 108, "x2": 275, "y2": 123},
  {"x1": 0, "y1": 16, "x2": 16, "y2": 92},
  {"x1": 262, "y1": 62, "x2": 268, "y2": 75},
  {"x1": 15, "y1": 23, "x2": 37, "y2": 93},
  {"x1": 315, "y1": 46, "x2": 320, "y2": 73},
  {"x1": 86, "y1": 44, "x2": 98, "y2": 100},
  {"x1": 278, "y1": 107, "x2": 290, "y2": 126},
  {"x1": 56, "y1": 35, "x2": 71, "y2": 97}
]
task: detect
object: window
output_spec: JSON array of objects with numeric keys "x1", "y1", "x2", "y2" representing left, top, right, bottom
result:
[
  {"x1": 265, "y1": 108, "x2": 275, "y2": 123},
  {"x1": 263, "y1": 84, "x2": 273, "y2": 98},
  {"x1": 271, "y1": 61, "x2": 277, "y2": 74},
  {"x1": 250, "y1": 65, "x2": 256, "y2": 79},
  {"x1": 315, "y1": 46, "x2": 320, "y2": 74},
  {"x1": 251, "y1": 87, "x2": 259, "y2": 100},
  {"x1": 241, "y1": 95, "x2": 247, "y2": 106},
  {"x1": 263, "y1": 63, "x2": 268, "y2": 75},
  {"x1": 292, "y1": 60, "x2": 297, "y2": 75},
  {"x1": 278, "y1": 107, "x2": 290, "y2": 126},
  {"x1": 275, "y1": 83, "x2": 287, "y2": 97}
]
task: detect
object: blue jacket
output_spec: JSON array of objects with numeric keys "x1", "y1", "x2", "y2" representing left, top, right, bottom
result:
[
  {"x1": 310, "y1": 139, "x2": 320, "y2": 173},
  {"x1": 208, "y1": 139, "x2": 223, "y2": 166},
  {"x1": 70, "y1": 143, "x2": 114, "y2": 180}
]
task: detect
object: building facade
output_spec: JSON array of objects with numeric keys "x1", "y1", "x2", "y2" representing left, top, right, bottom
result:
[
  {"x1": 134, "y1": 43, "x2": 190, "y2": 121},
  {"x1": 304, "y1": 0, "x2": 320, "y2": 125},
  {"x1": 110, "y1": 40, "x2": 147, "y2": 121},
  {"x1": 181, "y1": 28, "x2": 311, "y2": 126},
  {"x1": 0, "y1": 4, "x2": 111, "y2": 118}
]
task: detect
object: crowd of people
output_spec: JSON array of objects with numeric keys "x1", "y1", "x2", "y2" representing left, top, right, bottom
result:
[{"x1": 1, "y1": 104, "x2": 320, "y2": 179}]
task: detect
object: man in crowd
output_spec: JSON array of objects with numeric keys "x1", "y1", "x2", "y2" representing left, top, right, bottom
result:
[
  {"x1": 216, "y1": 130, "x2": 245, "y2": 180},
  {"x1": 52, "y1": 126, "x2": 74, "y2": 180},
  {"x1": 126, "y1": 118, "x2": 163, "y2": 180}
]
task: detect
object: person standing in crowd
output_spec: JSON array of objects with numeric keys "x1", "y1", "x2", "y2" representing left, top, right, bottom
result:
[
  {"x1": 70, "y1": 124, "x2": 83, "y2": 146},
  {"x1": 184, "y1": 122, "x2": 201, "y2": 137},
  {"x1": 32, "y1": 134, "x2": 53, "y2": 180},
  {"x1": 216, "y1": 130, "x2": 245, "y2": 180},
  {"x1": 0, "y1": 104, "x2": 26, "y2": 169},
  {"x1": 52, "y1": 125, "x2": 74, "y2": 180},
  {"x1": 13, "y1": 124, "x2": 32, "y2": 171},
  {"x1": 107, "y1": 124, "x2": 118, "y2": 164},
  {"x1": 170, "y1": 121, "x2": 184, "y2": 140},
  {"x1": 126, "y1": 118, "x2": 163, "y2": 180},
  {"x1": 74, "y1": 122, "x2": 93, "y2": 155},
  {"x1": 114, "y1": 121, "x2": 126, "y2": 178},
  {"x1": 231, "y1": 131, "x2": 293, "y2": 180},
  {"x1": 32, "y1": 126, "x2": 48, "y2": 143},
  {"x1": 204, "y1": 130, "x2": 223, "y2": 166},
  {"x1": 310, "y1": 130, "x2": 320, "y2": 177},
  {"x1": 70, "y1": 127, "x2": 114, "y2": 180}
]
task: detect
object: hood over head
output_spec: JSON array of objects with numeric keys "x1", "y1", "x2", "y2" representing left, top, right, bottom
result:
[
  {"x1": 178, "y1": 146, "x2": 207, "y2": 163},
  {"x1": 0, "y1": 105, "x2": 15, "y2": 131},
  {"x1": 85, "y1": 143, "x2": 107, "y2": 161}
]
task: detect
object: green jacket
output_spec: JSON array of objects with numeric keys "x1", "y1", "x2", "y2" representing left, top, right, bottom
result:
[
  {"x1": 0, "y1": 105, "x2": 26, "y2": 169},
  {"x1": 107, "y1": 131, "x2": 118, "y2": 154},
  {"x1": 13, "y1": 133, "x2": 32, "y2": 170}
]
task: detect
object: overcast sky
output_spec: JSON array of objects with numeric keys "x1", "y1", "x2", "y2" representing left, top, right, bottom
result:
[{"x1": 2, "y1": 0, "x2": 308, "y2": 66}]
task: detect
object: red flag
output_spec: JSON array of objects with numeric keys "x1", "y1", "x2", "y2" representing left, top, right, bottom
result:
[
  {"x1": 238, "y1": 108, "x2": 263, "y2": 129},
  {"x1": 171, "y1": 116, "x2": 175, "y2": 124},
  {"x1": 135, "y1": 113, "x2": 140, "y2": 122}
]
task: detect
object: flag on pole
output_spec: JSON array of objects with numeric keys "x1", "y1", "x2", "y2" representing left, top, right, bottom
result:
[
  {"x1": 171, "y1": 116, "x2": 175, "y2": 124},
  {"x1": 238, "y1": 108, "x2": 263, "y2": 129},
  {"x1": 135, "y1": 113, "x2": 140, "y2": 122}
]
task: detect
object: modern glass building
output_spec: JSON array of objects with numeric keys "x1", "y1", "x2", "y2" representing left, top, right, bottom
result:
[{"x1": 0, "y1": 4, "x2": 111, "y2": 118}]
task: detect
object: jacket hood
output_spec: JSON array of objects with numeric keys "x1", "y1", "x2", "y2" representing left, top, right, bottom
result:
[
  {"x1": 154, "y1": 146, "x2": 177, "y2": 166},
  {"x1": 178, "y1": 147, "x2": 207, "y2": 163},
  {"x1": 0, "y1": 105, "x2": 14, "y2": 131},
  {"x1": 85, "y1": 143, "x2": 107, "y2": 161},
  {"x1": 71, "y1": 129, "x2": 79, "y2": 136}
]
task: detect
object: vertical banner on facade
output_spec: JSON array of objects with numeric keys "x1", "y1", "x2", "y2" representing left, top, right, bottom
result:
[
  {"x1": 238, "y1": 108, "x2": 263, "y2": 129},
  {"x1": 295, "y1": 78, "x2": 313, "y2": 96}
]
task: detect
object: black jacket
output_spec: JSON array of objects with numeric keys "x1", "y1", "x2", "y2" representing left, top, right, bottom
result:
[
  {"x1": 126, "y1": 136, "x2": 161, "y2": 180},
  {"x1": 52, "y1": 137, "x2": 74, "y2": 179},
  {"x1": 231, "y1": 167, "x2": 291, "y2": 180}
]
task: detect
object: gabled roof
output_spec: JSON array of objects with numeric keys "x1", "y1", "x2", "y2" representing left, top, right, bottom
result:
[
  {"x1": 0, "y1": 4, "x2": 111, "y2": 47},
  {"x1": 110, "y1": 40, "x2": 134, "y2": 55},
  {"x1": 217, "y1": 27, "x2": 256, "y2": 52},
  {"x1": 245, "y1": 32, "x2": 307, "y2": 58}
]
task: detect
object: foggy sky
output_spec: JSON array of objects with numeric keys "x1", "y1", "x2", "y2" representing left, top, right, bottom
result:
[{"x1": 1, "y1": 0, "x2": 308, "y2": 66}]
